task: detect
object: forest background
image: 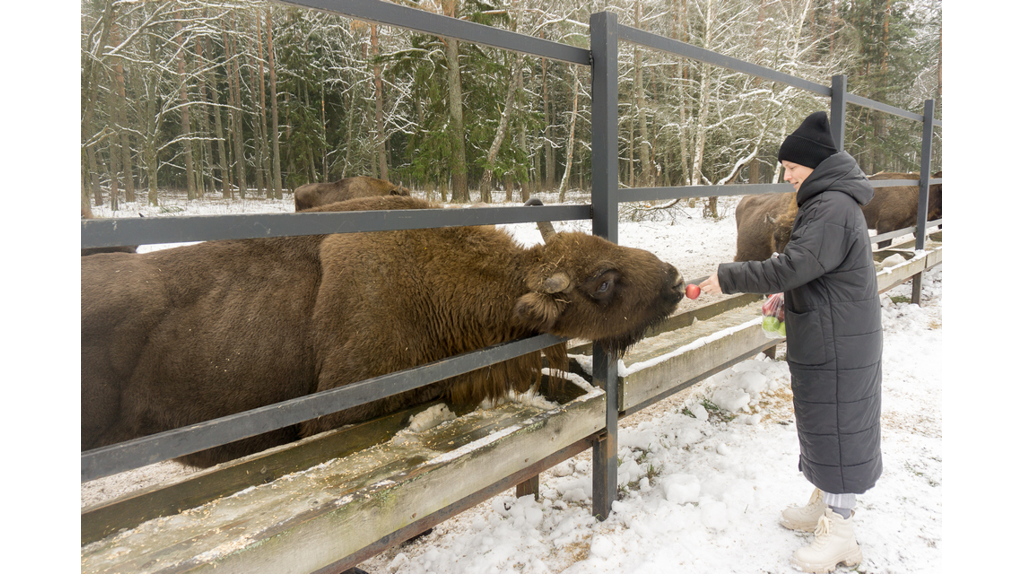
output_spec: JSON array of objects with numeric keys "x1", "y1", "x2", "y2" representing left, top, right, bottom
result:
[{"x1": 80, "y1": 0, "x2": 942, "y2": 216}]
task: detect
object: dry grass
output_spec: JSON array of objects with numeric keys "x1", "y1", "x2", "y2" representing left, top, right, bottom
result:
[{"x1": 757, "y1": 383, "x2": 796, "y2": 425}]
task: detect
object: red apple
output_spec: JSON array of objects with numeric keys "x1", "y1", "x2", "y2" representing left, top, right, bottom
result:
[{"x1": 685, "y1": 284, "x2": 701, "y2": 299}]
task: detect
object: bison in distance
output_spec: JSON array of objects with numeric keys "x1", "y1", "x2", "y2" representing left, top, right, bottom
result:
[
  {"x1": 82, "y1": 196, "x2": 685, "y2": 467},
  {"x1": 294, "y1": 175, "x2": 410, "y2": 211},
  {"x1": 733, "y1": 171, "x2": 941, "y2": 260},
  {"x1": 863, "y1": 171, "x2": 942, "y2": 248}
]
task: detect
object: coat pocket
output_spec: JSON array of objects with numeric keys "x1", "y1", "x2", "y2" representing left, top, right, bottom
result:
[{"x1": 786, "y1": 307, "x2": 827, "y2": 365}]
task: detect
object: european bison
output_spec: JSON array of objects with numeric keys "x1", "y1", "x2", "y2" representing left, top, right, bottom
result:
[
  {"x1": 733, "y1": 192, "x2": 798, "y2": 262},
  {"x1": 81, "y1": 205, "x2": 138, "y2": 257},
  {"x1": 82, "y1": 195, "x2": 685, "y2": 467},
  {"x1": 863, "y1": 171, "x2": 942, "y2": 248},
  {"x1": 294, "y1": 176, "x2": 410, "y2": 211}
]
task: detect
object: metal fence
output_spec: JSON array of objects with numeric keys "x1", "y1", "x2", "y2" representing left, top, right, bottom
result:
[{"x1": 80, "y1": 0, "x2": 942, "y2": 523}]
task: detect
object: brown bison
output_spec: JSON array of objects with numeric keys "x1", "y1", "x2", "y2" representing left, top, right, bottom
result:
[
  {"x1": 82, "y1": 195, "x2": 685, "y2": 467},
  {"x1": 294, "y1": 176, "x2": 410, "y2": 211},
  {"x1": 863, "y1": 171, "x2": 942, "y2": 248},
  {"x1": 733, "y1": 192, "x2": 798, "y2": 262},
  {"x1": 81, "y1": 205, "x2": 138, "y2": 257}
]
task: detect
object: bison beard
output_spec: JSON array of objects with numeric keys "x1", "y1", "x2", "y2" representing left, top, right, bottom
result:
[{"x1": 82, "y1": 196, "x2": 685, "y2": 468}]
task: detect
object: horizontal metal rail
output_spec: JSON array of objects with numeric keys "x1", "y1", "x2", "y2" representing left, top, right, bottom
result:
[
  {"x1": 82, "y1": 333, "x2": 568, "y2": 482},
  {"x1": 868, "y1": 177, "x2": 942, "y2": 188},
  {"x1": 617, "y1": 24, "x2": 830, "y2": 96},
  {"x1": 872, "y1": 219, "x2": 942, "y2": 245},
  {"x1": 847, "y1": 93, "x2": 943, "y2": 129},
  {"x1": 279, "y1": 0, "x2": 591, "y2": 65},
  {"x1": 82, "y1": 203, "x2": 590, "y2": 249},
  {"x1": 618, "y1": 183, "x2": 792, "y2": 203}
]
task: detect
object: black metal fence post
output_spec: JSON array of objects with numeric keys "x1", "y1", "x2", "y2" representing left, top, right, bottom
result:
[
  {"x1": 589, "y1": 10, "x2": 619, "y2": 522},
  {"x1": 830, "y1": 75, "x2": 848, "y2": 151},
  {"x1": 912, "y1": 99, "x2": 936, "y2": 304}
]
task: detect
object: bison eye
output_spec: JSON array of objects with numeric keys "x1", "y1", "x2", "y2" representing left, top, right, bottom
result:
[{"x1": 585, "y1": 269, "x2": 619, "y2": 303}]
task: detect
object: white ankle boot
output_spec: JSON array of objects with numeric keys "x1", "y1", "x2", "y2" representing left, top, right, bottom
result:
[
  {"x1": 780, "y1": 488, "x2": 826, "y2": 532},
  {"x1": 790, "y1": 508, "x2": 863, "y2": 573}
]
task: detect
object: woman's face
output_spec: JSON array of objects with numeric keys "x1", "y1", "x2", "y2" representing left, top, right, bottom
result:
[{"x1": 782, "y1": 161, "x2": 815, "y2": 193}]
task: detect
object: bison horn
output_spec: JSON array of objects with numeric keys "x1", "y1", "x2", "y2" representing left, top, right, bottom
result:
[
  {"x1": 542, "y1": 272, "x2": 571, "y2": 293},
  {"x1": 524, "y1": 198, "x2": 558, "y2": 244}
]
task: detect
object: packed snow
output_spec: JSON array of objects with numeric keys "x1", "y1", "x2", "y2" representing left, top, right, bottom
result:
[{"x1": 77, "y1": 190, "x2": 944, "y2": 573}]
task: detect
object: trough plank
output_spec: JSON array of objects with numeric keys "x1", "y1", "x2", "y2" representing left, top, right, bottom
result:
[
  {"x1": 618, "y1": 301, "x2": 774, "y2": 413},
  {"x1": 81, "y1": 386, "x2": 604, "y2": 574},
  {"x1": 81, "y1": 401, "x2": 443, "y2": 546},
  {"x1": 875, "y1": 240, "x2": 941, "y2": 293}
]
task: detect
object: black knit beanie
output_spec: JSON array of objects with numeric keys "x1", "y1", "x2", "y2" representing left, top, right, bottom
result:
[{"x1": 778, "y1": 111, "x2": 837, "y2": 169}]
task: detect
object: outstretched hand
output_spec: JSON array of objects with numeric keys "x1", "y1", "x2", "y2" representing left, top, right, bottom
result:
[{"x1": 699, "y1": 273, "x2": 722, "y2": 295}]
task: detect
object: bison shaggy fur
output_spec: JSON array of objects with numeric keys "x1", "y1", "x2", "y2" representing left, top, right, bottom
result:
[
  {"x1": 294, "y1": 176, "x2": 410, "y2": 211},
  {"x1": 733, "y1": 192, "x2": 798, "y2": 262},
  {"x1": 82, "y1": 195, "x2": 685, "y2": 467},
  {"x1": 862, "y1": 171, "x2": 942, "y2": 247}
]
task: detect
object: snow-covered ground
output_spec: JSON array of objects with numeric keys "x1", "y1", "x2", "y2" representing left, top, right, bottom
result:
[{"x1": 74, "y1": 190, "x2": 946, "y2": 573}]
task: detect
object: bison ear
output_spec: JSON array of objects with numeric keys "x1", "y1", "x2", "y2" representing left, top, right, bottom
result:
[{"x1": 514, "y1": 292, "x2": 563, "y2": 332}]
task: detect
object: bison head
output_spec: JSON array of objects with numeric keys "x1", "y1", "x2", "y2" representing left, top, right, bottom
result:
[
  {"x1": 768, "y1": 214, "x2": 794, "y2": 255},
  {"x1": 766, "y1": 194, "x2": 798, "y2": 256},
  {"x1": 514, "y1": 232, "x2": 684, "y2": 356}
]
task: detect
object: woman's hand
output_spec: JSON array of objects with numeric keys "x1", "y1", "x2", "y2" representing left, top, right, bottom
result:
[{"x1": 699, "y1": 273, "x2": 722, "y2": 295}]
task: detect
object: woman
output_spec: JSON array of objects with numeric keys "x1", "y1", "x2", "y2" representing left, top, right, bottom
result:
[{"x1": 699, "y1": 111, "x2": 883, "y2": 573}]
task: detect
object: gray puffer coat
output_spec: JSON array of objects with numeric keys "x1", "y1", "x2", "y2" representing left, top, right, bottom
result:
[{"x1": 717, "y1": 151, "x2": 883, "y2": 495}]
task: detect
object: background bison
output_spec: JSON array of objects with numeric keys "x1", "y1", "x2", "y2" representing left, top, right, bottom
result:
[
  {"x1": 732, "y1": 192, "x2": 797, "y2": 262},
  {"x1": 733, "y1": 170, "x2": 941, "y2": 259},
  {"x1": 294, "y1": 176, "x2": 410, "y2": 211},
  {"x1": 863, "y1": 171, "x2": 942, "y2": 248},
  {"x1": 82, "y1": 196, "x2": 685, "y2": 467}
]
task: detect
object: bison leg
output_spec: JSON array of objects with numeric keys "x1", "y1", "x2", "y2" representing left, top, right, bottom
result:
[{"x1": 81, "y1": 349, "x2": 123, "y2": 451}]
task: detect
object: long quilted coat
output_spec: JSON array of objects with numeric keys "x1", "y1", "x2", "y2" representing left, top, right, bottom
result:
[{"x1": 717, "y1": 151, "x2": 883, "y2": 495}]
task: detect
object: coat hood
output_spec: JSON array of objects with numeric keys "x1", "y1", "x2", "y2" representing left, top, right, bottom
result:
[{"x1": 796, "y1": 151, "x2": 874, "y2": 207}]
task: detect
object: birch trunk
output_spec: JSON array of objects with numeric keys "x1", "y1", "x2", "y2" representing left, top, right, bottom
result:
[
  {"x1": 83, "y1": 0, "x2": 115, "y2": 208},
  {"x1": 479, "y1": 54, "x2": 521, "y2": 202},
  {"x1": 205, "y1": 37, "x2": 231, "y2": 198},
  {"x1": 557, "y1": 69, "x2": 580, "y2": 202},
  {"x1": 252, "y1": 15, "x2": 266, "y2": 196},
  {"x1": 175, "y1": 13, "x2": 196, "y2": 200},
  {"x1": 111, "y1": 17, "x2": 135, "y2": 203},
  {"x1": 443, "y1": 0, "x2": 468, "y2": 202},
  {"x1": 692, "y1": 0, "x2": 716, "y2": 217},
  {"x1": 634, "y1": 2, "x2": 652, "y2": 188},
  {"x1": 675, "y1": 0, "x2": 690, "y2": 187},
  {"x1": 372, "y1": 24, "x2": 388, "y2": 182},
  {"x1": 542, "y1": 47, "x2": 555, "y2": 191},
  {"x1": 267, "y1": 8, "x2": 282, "y2": 199},
  {"x1": 195, "y1": 34, "x2": 216, "y2": 196},
  {"x1": 224, "y1": 23, "x2": 246, "y2": 198}
]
